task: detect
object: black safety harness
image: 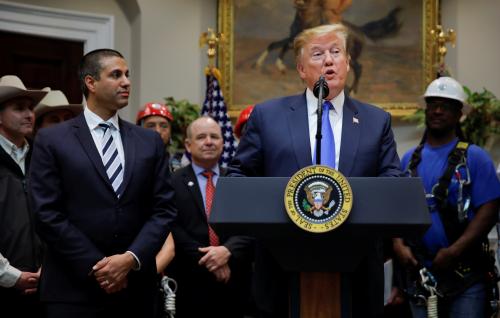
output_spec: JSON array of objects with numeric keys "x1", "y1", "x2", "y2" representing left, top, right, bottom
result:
[{"x1": 402, "y1": 140, "x2": 498, "y2": 313}]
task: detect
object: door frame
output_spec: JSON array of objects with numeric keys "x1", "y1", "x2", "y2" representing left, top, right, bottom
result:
[{"x1": 0, "y1": 0, "x2": 113, "y2": 52}]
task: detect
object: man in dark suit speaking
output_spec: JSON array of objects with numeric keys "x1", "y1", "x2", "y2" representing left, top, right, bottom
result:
[
  {"x1": 227, "y1": 23, "x2": 401, "y2": 318},
  {"x1": 29, "y1": 49, "x2": 176, "y2": 318}
]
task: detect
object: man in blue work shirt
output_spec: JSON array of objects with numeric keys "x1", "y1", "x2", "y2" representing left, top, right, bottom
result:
[{"x1": 394, "y1": 77, "x2": 500, "y2": 318}]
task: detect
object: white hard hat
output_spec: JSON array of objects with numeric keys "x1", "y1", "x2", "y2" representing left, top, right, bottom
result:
[
  {"x1": 424, "y1": 77, "x2": 466, "y2": 104},
  {"x1": 422, "y1": 76, "x2": 471, "y2": 114}
]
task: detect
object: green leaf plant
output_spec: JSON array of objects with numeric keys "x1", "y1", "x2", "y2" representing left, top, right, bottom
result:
[{"x1": 164, "y1": 96, "x2": 200, "y2": 152}]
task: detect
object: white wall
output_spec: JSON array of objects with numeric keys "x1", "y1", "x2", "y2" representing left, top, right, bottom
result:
[
  {"x1": 134, "y1": 0, "x2": 216, "y2": 112},
  {"x1": 442, "y1": 0, "x2": 500, "y2": 98}
]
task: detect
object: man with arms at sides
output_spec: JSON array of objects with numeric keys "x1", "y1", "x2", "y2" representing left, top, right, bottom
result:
[
  {"x1": 0, "y1": 75, "x2": 47, "y2": 317},
  {"x1": 168, "y1": 116, "x2": 253, "y2": 318},
  {"x1": 29, "y1": 49, "x2": 176, "y2": 318},
  {"x1": 228, "y1": 23, "x2": 401, "y2": 318},
  {"x1": 394, "y1": 77, "x2": 500, "y2": 318}
]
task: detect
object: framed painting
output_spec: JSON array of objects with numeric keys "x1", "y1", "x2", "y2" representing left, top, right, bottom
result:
[{"x1": 217, "y1": 0, "x2": 439, "y2": 117}]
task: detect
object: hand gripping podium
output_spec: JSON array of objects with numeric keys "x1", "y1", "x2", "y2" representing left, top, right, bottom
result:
[{"x1": 210, "y1": 177, "x2": 430, "y2": 318}]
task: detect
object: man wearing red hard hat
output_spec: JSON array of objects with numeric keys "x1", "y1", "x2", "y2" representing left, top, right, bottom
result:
[
  {"x1": 136, "y1": 102, "x2": 174, "y2": 146},
  {"x1": 136, "y1": 102, "x2": 176, "y2": 318}
]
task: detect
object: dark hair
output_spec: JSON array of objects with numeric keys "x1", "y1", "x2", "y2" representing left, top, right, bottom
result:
[{"x1": 78, "y1": 49, "x2": 124, "y2": 98}]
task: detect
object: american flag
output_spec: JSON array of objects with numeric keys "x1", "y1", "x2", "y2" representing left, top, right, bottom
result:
[{"x1": 201, "y1": 72, "x2": 238, "y2": 168}]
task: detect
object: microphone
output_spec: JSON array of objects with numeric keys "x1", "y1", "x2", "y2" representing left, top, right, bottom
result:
[
  {"x1": 313, "y1": 75, "x2": 329, "y2": 165},
  {"x1": 313, "y1": 75, "x2": 329, "y2": 99}
]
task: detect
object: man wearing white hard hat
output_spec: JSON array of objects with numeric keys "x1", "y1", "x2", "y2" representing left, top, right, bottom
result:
[
  {"x1": 0, "y1": 75, "x2": 47, "y2": 317},
  {"x1": 34, "y1": 89, "x2": 82, "y2": 133},
  {"x1": 394, "y1": 77, "x2": 500, "y2": 318}
]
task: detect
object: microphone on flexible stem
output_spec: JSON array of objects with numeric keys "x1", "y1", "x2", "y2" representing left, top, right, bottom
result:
[{"x1": 313, "y1": 75, "x2": 329, "y2": 165}]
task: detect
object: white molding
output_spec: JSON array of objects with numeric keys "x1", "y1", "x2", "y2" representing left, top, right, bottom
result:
[{"x1": 0, "y1": 1, "x2": 113, "y2": 52}]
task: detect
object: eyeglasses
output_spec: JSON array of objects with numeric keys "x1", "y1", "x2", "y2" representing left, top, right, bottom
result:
[{"x1": 426, "y1": 100, "x2": 460, "y2": 112}]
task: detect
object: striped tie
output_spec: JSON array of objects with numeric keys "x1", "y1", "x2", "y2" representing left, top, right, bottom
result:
[{"x1": 99, "y1": 122, "x2": 124, "y2": 196}]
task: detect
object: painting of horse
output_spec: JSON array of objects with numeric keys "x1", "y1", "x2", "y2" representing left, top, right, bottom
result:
[{"x1": 231, "y1": 0, "x2": 423, "y2": 108}]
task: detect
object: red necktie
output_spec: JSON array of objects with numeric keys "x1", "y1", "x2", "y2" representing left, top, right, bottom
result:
[{"x1": 202, "y1": 170, "x2": 219, "y2": 246}]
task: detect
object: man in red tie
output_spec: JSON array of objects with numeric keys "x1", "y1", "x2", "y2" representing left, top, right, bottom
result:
[{"x1": 167, "y1": 116, "x2": 253, "y2": 318}]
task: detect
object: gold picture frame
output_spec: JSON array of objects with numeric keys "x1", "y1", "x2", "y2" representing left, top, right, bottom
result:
[{"x1": 218, "y1": 0, "x2": 439, "y2": 117}]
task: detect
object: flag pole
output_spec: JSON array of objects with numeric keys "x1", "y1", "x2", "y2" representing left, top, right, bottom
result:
[{"x1": 199, "y1": 28, "x2": 236, "y2": 167}]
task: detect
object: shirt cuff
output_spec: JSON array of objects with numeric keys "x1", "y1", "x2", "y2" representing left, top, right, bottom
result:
[
  {"x1": 125, "y1": 251, "x2": 141, "y2": 271},
  {"x1": 0, "y1": 264, "x2": 22, "y2": 288}
]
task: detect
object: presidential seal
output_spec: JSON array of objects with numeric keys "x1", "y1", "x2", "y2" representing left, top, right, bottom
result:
[{"x1": 284, "y1": 165, "x2": 353, "y2": 233}]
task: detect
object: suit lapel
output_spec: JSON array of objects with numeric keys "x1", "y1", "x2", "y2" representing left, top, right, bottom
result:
[
  {"x1": 119, "y1": 119, "x2": 135, "y2": 196},
  {"x1": 338, "y1": 97, "x2": 360, "y2": 176},
  {"x1": 73, "y1": 114, "x2": 114, "y2": 192},
  {"x1": 287, "y1": 94, "x2": 312, "y2": 169},
  {"x1": 184, "y1": 165, "x2": 205, "y2": 217}
]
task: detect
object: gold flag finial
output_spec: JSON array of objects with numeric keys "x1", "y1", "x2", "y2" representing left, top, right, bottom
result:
[
  {"x1": 199, "y1": 28, "x2": 225, "y2": 74},
  {"x1": 430, "y1": 25, "x2": 456, "y2": 75}
]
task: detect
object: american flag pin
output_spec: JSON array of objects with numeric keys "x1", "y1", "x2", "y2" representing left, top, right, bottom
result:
[
  {"x1": 188, "y1": 181, "x2": 194, "y2": 187},
  {"x1": 353, "y1": 117, "x2": 359, "y2": 124}
]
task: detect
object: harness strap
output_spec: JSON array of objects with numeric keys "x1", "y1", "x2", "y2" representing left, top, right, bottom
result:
[{"x1": 432, "y1": 141, "x2": 469, "y2": 211}]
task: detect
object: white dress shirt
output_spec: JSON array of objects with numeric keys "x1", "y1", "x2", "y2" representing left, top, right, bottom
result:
[
  {"x1": 306, "y1": 88, "x2": 344, "y2": 169},
  {"x1": 0, "y1": 134, "x2": 29, "y2": 175},
  {"x1": 0, "y1": 252, "x2": 21, "y2": 288},
  {"x1": 83, "y1": 106, "x2": 140, "y2": 269},
  {"x1": 83, "y1": 106, "x2": 125, "y2": 171}
]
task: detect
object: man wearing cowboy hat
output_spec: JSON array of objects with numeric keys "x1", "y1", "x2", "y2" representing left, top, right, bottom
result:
[
  {"x1": 0, "y1": 75, "x2": 47, "y2": 317},
  {"x1": 34, "y1": 89, "x2": 82, "y2": 133}
]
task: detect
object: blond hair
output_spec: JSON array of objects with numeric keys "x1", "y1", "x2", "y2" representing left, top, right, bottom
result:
[{"x1": 293, "y1": 23, "x2": 349, "y2": 63}]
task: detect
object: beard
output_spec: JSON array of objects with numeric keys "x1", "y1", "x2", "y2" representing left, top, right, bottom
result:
[{"x1": 425, "y1": 120, "x2": 457, "y2": 139}]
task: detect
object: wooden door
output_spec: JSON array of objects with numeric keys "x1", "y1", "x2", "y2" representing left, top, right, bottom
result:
[{"x1": 0, "y1": 30, "x2": 84, "y2": 103}]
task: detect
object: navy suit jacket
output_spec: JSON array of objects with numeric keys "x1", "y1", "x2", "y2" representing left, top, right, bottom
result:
[
  {"x1": 228, "y1": 93, "x2": 401, "y2": 178},
  {"x1": 171, "y1": 165, "x2": 252, "y2": 262},
  {"x1": 227, "y1": 93, "x2": 401, "y2": 317},
  {"x1": 168, "y1": 164, "x2": 253, "y2": 317},
  {"x1": 29, "y1": 114, "x2": 176, "y2": 305}
]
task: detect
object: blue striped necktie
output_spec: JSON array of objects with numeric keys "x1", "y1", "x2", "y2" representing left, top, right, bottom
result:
[
  {"x1": 99, "y1": 122, "x2": 124, "y2": 196},
  {"x1": 313, "y1": 101, "x2": 336, "y2": 168}
]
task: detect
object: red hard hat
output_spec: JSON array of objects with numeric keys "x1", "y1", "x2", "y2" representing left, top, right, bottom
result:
[
  {"x1": 234, "y1": 105, "x2": 254, "y2": 138},
  {"x1": 136, "y1": 102, "x2": 173, "y2": 125}
]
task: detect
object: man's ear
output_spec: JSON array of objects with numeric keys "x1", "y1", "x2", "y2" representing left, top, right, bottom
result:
[
  {"x1": 297, "y1": 62, "x2": 306, "y2": 81},
  {"x1": 84, "y1": 75, "x2": 97, "y2": 95},
  {"x1": 184, "y1": 139, "x2": 191, "y2": 154}
]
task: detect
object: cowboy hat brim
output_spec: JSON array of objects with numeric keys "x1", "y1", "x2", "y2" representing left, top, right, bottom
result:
[
  {"x1": 35, "y1": 104, "x2": 83, "y2": 118},
  {"x1": 0, "y1": 87, "x2": 48, "y2": 107}
]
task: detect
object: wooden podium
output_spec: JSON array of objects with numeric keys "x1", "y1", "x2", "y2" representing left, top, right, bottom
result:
[{"x1": 210, "y1": 177, "x2": 430, "y2": 317}]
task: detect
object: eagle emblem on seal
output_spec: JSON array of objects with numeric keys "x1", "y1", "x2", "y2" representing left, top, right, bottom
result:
[{"x1": 303, "y1": 181, "x2": 336, "y2": 217}]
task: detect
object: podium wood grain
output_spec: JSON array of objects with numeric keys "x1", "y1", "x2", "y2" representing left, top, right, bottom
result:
[{"x1": 300, "y1": 272, "x2": 341, "y2": 318}]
